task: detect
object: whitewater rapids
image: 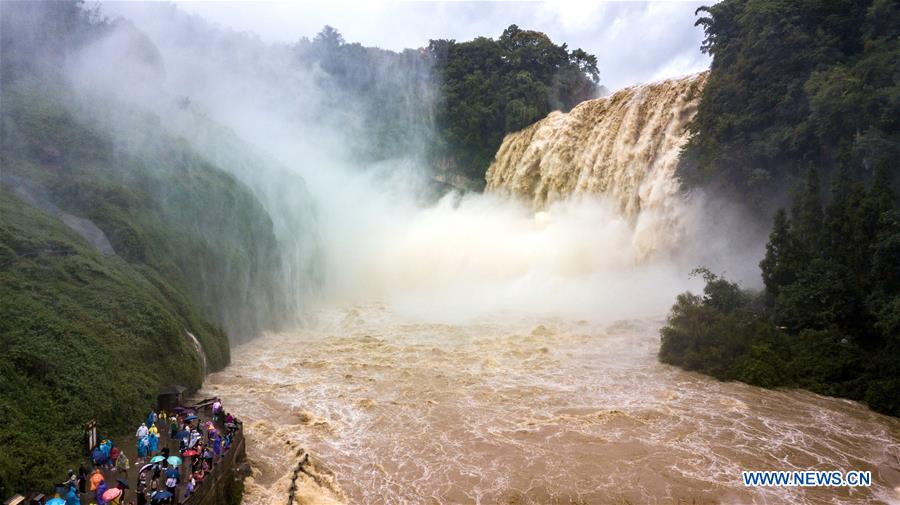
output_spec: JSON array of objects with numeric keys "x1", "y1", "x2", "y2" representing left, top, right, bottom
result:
[
  {"x1": 198, "y1": 71, "x2": 898, "y2": 505},
  {"x1": 202, "y1": 304, "x2": 900, "y2": 505}
]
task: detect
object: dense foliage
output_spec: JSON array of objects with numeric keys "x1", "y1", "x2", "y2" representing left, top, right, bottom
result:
[
  {"x1": 292, "y1": 25, "x2": 600, "y2": 186},
  {"x1": 660, "y1": 168, "x2": 900, "y2": 416},
  {"x1": 0, "y1": 188, "x2": 214, "y2": 495},
  {"x1": 678, "y1": 0, "x2": 899, "y2": 211},
  {"x1": 428, "y1": 25, "x2": 600, "y2": 184},
  {"x1": 0, "y1": 2, "x2": 291, "y2": 495},
  {"x1": 662, "y1": 0, "x2": 899, "y2": 417}
]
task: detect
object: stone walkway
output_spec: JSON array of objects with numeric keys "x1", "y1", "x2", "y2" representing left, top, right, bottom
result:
[{"x1": 69, "y1": 399, "x2": 232, "y2": 505}]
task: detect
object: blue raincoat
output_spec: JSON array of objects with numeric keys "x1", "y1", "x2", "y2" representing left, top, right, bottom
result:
[
  {"x1": 92, "y1": 447, "x2": 106, "y2": 466},
  {"x1": 66, "y1": 486, "x2": 81, "y2": 505},
  {"x1": 138, "y1": 435, "x2": 149, "y2": 457},
  {"x1": 96, "y1": 480, "x2": 108, "y2": 505}
]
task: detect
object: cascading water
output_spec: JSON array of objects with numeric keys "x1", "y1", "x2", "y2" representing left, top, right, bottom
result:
[
  {"x1": 486, "y1": 72, "x2": 707, "y2": 257},
  {"x1": 198, "y1": 73, "x2": 899, "y2": 505},
  {"x1": 42, "y1": 6, "x2": 900, "y2": 503},
  {"x1": 185, "y1": 330, "x2": 208, "y2": 376}
]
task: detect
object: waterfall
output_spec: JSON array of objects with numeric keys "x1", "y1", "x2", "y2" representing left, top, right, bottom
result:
[
  {"x1": 186, "y1": 330, "x2": 208, "y2": 376},
  {"x1": 486, "y1": 72, "x2": 707, "y2": 257}
]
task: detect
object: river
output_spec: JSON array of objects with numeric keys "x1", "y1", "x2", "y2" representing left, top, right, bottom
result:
[{"x1": 201, "y1": 303, "x2": 900, "y2": 505}]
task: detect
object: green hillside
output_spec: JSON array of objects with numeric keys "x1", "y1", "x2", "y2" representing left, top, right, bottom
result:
[
  {"x1": 660, "y1": 0, "x2": 899, "y2": 417},
  {"x1": 0, "y1": 3, "x2": 295, "y2": 495}
]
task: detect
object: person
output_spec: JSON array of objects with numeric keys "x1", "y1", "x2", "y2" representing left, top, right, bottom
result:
[
  {"x1": 169, "y1": 418, "x2": 178, "y2": 439},
  {"x1": 212, "y1": 400, "x2": 222, "y2": 421},
  {"x1": 89, "y1": 468, "x2": 104, "y2": 491},
  {"x1": 116, "y1": 450, "x2": 130, "y2": 477},
  {"x1": 96, "y1": 478, "x2": 108, "y2": 505},
  {"x1": 146, "y1": 410, "x2": 157, "y2": 429},
  {"x1": 183, "y1": 476, "x2": 195, "y2": 498},
  {"x1": 136, "y1": 423, "x2": 149, "y2": 440},
  {"x1": 100, "y1": 440, "x2": 113, "y2": 469},
  {"x1": 109, "y1": 446, "x2": 120, "y2": 471},
  {"x1": 65, "y1": 483, "x2": 81, "y2": 505},
  {"x1": 136, "y1": 474, "x2": 148, "y2": 505},
  {"x1": 137, "y1": 434, "x2": 148, "y2": 459},
  {"x1": 212, "y1": 434, "x2": 222, "y2": 459},
  {"x1": 164, "y1": 466, "x2": 179, "y2": 495},
  {"x1": 202, "y1": 446, "x2": 214, "y2": 468},
  {"x1": 92, "y1": 446, "x2": 107, "y2": 468},
  {"x1": 78, "y1": 465, "x2": 88, "y2": 493},
  {"x1": 65, "y1": 469, "x2": 77, "y2": 488},
  {"x1": 148, "y1": 424, "x2": 159, "y2": 454}
]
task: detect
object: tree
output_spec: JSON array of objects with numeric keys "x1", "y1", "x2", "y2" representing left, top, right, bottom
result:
[
  {"x1": 790, "y1": 168, "x2": 824, "y2": 256},
  {"x1": 679, "y1": 0, "x2": 896, "y2": 215},
  {"x1": 759, "y1": 209, "x2": 796, "y2": 300},
  {"x1": 428, "y1": 25, "x2": 600, "y2": 182}
]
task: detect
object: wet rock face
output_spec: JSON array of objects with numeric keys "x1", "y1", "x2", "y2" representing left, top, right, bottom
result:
[
  {"x1": 59, "y1": 213, "x2": 116, "y2": 255},
  {"x1": 2, "y1": 176, "x2": 116, "y2": 255}
]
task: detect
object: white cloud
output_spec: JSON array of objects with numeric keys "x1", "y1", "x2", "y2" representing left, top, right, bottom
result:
[{"x1": 158, "y1": 0, "x2": 711, "y2": 90}]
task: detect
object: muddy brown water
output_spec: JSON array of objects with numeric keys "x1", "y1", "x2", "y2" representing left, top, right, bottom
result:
[{"x1": 201, "y1": 304, "x2": 900, "y2": 505}]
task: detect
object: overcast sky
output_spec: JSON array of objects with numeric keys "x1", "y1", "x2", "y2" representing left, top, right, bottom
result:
[{"x1": 167, "y1": 1, "x2": 711, "y2": 91}]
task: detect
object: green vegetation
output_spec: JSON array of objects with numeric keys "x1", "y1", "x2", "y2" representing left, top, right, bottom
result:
[
  {"x1": 0, "y1": 2, "x2": 290, "y2": 495},
  {"x1": 0, "y1": 187, "x2": 214, "y2": 495},
  {"x1": 294, "y1": 24, "x2": 600, "y2": 186},
  {"x1": 678, "y1": 0, "x2": 899, "y2": 211},
  {"x1": 660, "y1": 167, "x2": 899, "y2": 416},
  {"x1": 428, "y1": 25, "x2": 600, "y2": 183},
  {"x1": 2, "y1": 80, "x2": 285, "y2": 342},
  {"x1": 662, "y1": 0, "x2": 899, "y2": 417}
]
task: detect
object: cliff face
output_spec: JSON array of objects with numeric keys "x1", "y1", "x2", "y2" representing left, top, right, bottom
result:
[
  {"x1": 486, "y1": 73, "x2": 708, "y2": 256},
  {"x1": 0, "y1": 55, "x2": 291, "y2": 500}
]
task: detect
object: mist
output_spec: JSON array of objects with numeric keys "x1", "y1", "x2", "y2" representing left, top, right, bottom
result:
[{"x1": 48, "y1": 1, "x2": 766, "y2": 329}]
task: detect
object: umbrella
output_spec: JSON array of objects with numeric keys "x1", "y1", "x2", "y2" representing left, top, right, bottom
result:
[
  {"x1": 184, "y1": 415, "x2": 198, "y2": 421},
  {"x1": 102, "y1": 488, "x2": 122, "y2": 501},
  {"x1": 47, "y1": 499, "x2": 65, "y2": 505},
  {"x1": 138, "y1": 463, "x2": 155, "y2": 476},
  {"x1": 150, "y1": 490, "x2": 173, "y2": 503},
  {"x1": 173, "y1": 407, "x2": 186, "y2": 413},
  {"x1": 182, "y1": 449, "x2": 198, "y2": 457},
  {"x1": 150, "y1": 455, "x2": 166, "y2": 463},
  {"x1": 167, "y1": 456, "x2": 182, "y2": 467},
  {"x1": 117, "y1": 478, "x2": 130, "y2": 489}
]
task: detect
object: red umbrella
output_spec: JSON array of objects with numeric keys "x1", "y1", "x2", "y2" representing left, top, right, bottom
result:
[{"x1": 182, "y1": 449, "x2": 198, "y2": 457}]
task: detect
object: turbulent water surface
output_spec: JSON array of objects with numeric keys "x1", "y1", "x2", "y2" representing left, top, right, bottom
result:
[
  {"x1": 486, "y1": 73, "x2": 707, "y2": 258},
  {"x1": 203, "y1": 304, "x2": 900, "y2": 505}
]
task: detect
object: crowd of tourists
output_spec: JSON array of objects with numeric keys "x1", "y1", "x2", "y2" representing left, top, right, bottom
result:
[{"x1": 44, "y1": 400, "x2": 240, "y2": 505}]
